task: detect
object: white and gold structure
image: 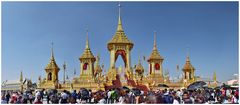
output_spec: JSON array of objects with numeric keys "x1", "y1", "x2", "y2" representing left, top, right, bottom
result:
[
  {"x1": 36, "y1": 3, "x2": 220, "y2": 91},
  {"x1": 38, "y1": 43, "x2": 60, "y2": 89},
  {"x1": 147, "y1": 31, "x2": 164, "y2": 84}
]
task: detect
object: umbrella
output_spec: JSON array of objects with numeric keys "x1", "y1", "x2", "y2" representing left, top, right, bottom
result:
[
  {"x1": 221, "y1": 84, "x2": 232, "y2": 89},
  {"x1": 48, "y1": 89, "x2": 58, "y2": 94},
  {"x1": 157, "y1": 84, "x2": 169, "y2": 88},
  {"x1": 122, "y1": 86, "x2": 130, "y2": 91},
  {"x1": 214, "y1": 86, "x2": 221, "y2": 90},
  {"x1": 203, "y1": 86, "x2": 213, "y2": 91},
  {"x1": 187, "y1": 81, "x2": 206, "y2": 90},
  {"x1": 81, "y1": 89, "x2": 89, "y2": 100}
]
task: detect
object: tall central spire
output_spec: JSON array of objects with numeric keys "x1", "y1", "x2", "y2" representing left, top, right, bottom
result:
[
  {"x1": 148, "y1": 31, "x2": 163, "y2": 61},
  {"x1": 80, "y1": 29, "x2": 95, "y2": 60},
  {"x1": 117, "y1": 2, "x2": 123, "y2": 31},
  {"x1": 107, "y1": 2, "x2": 133, "y2": 51}
]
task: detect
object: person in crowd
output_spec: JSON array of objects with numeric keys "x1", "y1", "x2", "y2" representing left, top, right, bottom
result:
[
  {"x1": 5, "y1": 92, "x2": 10, "y2": 104},
  {"x1": 71, "y1": 90, "x2": 77, "y2": 101},
  {"x1": 42, "y1": 90, "x2": 49, "y2": 104},
  {"x1": 33, "y1": 95, "x2": 42, "y2": 104},
  {"x1": 60, "y1": 90, "x2": 68, "y2": 104},
  {"x1": 182, "y1": 91, "x2": 193, "y2": 104},
  {"x1": 1, "y1": 95, "x2": 8, "y2": 104},
  {"x1": 1, "y1": 85, "x2": 239, "y2": 104}
]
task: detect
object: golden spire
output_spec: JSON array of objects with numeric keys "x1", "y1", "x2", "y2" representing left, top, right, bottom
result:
[
  {"x1": 186, "y1": 47, "x2": 190, "y2": 62},
  {"x1": 80, "y1": 29, "x2": 95, "y2": 61},
  {"x1": 20, "y1": 71, "x2": 23, "y2": 82},
  {"x1": 117, "y1": 2, "x2": 123, "y2": 31},
  {"x1": 148, "y1": 31, "x2": 163, "y2": 61},
  {"x1": 213, "y1": 71, "x2": 217, "y2": 82},
  {"x1": 153, "y1": 31, "x2": 157, "y2": 50},
  {"x1": 45, "y1": 42, "x2": 60, "y2": 70},
  {"x1": 51, "y1": 42, "x2": 55, "y2": 60},
  {"x1": 107, "y1": 2, "x2": 133, "y2": 51},
  {"x1": 186, "y1": 56, "x2": 190, "y2": 62},
  {"x1": 85, "y1": 29, "x2": 90, "y2": 49}
]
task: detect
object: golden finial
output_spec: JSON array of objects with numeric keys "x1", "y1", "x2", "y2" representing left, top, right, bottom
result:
[
  {"x1": 85, "y1": 28, "x2": 90, "y2": 49},
  {"x1": 213, "y1": 71, "x2": 217, "y2": 82},
  {"x1": 51, "y1": 42, "x2": 55, "y2": 60},
  {"x1": 186, "y1": 46, "x2": 190, "y2": 62},
  {"x1": 117, "y1": 2, "x2": 123, "y2": 31},
  {"x1": 20, "y1": 70, "x2": 23, "y2": 82},
  {"x1": 153, "y1": 31, "x2": 157, "y2": 50}
]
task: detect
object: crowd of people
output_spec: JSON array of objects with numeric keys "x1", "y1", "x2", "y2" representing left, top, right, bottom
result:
[{"x1": 1, "y1": 86, "x2": 239, "y2": 104}]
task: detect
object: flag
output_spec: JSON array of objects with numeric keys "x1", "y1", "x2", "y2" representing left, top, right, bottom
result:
[
  {"x1": 74, "y1": 68, "x2": 76, "y2": 75},
  {"x1": 176, "y1": 65, "x2": 179, "y2": 71},
  {"x1": 63, "y1": 61, "x2": 66, "y2": 70},
  {"x1": 102, "y1": 64, "x2": 104, "y2": 69},
  {"x1": 66, "y1": 75, "x2": 69, "y2": 80}
]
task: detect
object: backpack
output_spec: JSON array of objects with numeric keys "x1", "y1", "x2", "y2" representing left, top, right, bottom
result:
[
  {"x1": 81, "y1": 90, "x2": 89, "y2": 100},
  {"x1": 164, "y1": 95, "x2": 173, "y2": 103},
  {"x1": 71, "y1": 93, "x2": 77, "y2": 99},
  {"x1": 111, "y1": 91, "x2": 118, "y2": 100}
]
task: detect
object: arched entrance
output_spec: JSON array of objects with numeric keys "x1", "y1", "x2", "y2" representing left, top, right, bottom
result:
[
  {"x1": 115, "y1": 50, "x2": 127, "y2": 67},
  {"x1": 48, "y1": 72, "x2": 52, "y2": 81}
]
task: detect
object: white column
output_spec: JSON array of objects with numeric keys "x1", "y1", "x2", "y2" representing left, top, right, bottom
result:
[
  {"x1": 148, "y1": 63, "x2": 150, "y2": 74},
  {"x1": 80, "y1": 63, "x2": 83, "y2": 76},
  {"x1": 110, "y1": 50, "x2": 115, "y2": 69},
  {"x1": 46, "y1": 72, "x2": 48, "y2": 81},
  {"x1": 126, "y1": 49, "x2": 130, "y2": 69},
  {"x1": 89, "y1": 61, "x2": 92, "y2": 76},
  {"x1": 151, "y1": 62, "x2": 155, "y2": 75},
  {"x1": 160, "y1": 62, "x2": 163, "y2": 77},
  {"x1": 186, "y1": 72, "x2": 189, "y2": 80}
]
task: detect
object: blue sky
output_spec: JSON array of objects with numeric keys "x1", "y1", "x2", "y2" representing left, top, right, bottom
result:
[{"x1": 2, "y1": 2, "x2": 238, "y2": 83}]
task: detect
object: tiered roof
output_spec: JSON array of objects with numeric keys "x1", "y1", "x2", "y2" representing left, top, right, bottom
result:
[
  {"x1": 107, "y1": 3, "x2": 133, "y2": 50},
  {"x1": 182, "y1": 56, "x2": 195, "y2": 71}
]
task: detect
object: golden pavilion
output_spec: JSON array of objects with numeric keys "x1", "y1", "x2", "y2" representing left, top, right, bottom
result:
[{"x1": 37, "y1": 3, "x2": 218, "y2": 91}]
